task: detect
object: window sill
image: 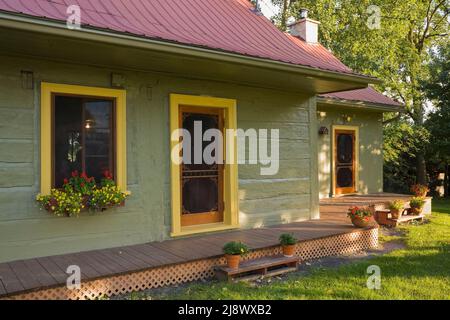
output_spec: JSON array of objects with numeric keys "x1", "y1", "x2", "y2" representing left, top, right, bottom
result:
[{"x1": 171, "y1": 223, "x2": 239, "y2": 238}]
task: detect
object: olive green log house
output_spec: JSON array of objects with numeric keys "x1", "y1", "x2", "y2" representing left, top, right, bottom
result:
[{"x1": 0, "y1": 0, "x2": 403, "y2": 264}]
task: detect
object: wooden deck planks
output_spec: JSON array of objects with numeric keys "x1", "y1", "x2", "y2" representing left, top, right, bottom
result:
[
  {"x1": 0, "y1": 263, "x2": 24, "y2": 294},
  {"x1": 0, "y1": 194, "x2": 392, "y2": 297}
]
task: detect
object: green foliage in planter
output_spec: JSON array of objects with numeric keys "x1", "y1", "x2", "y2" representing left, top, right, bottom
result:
[
  {"x1": 347, "y1": 206, "x2": 373, "y2": 219},
  {"x1": 36, "y1": 171, "x2": 128, "y2": 217},
  {"x1": 389, "y1": 200, "x2": 405, "y2": 211},
  {"x1": 279, "y1": 233, "x2": 297, "y2": 246},
  {"x1": 36, "y1": 188, "x2": 84, "y2": 217},
  {"x1": 90, "y1": 184, "x2": 127, "y2": 211},
  {"x1": 410, "y1": 197, "x2": 426, "y2": 209},
  {"x1": 223, "y1": 241, "x2": 249, "y2": 256}
]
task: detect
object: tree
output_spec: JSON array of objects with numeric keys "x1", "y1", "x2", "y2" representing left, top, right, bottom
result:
[
  {"x1": 271, "y1": 0, "x2": 449, "y2": 185},
  {"x1": 424, "y1": 44, "x2": 450, "y2": 196}
]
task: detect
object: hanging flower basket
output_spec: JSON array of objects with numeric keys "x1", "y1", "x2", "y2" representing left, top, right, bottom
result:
[{"x1": 36, "y1": 171, "x2": 129, "y2": 217}]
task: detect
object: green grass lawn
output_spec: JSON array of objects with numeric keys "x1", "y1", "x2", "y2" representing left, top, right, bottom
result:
[{"x1": 127, "y1": 200, "x2": 450, "y2": 300}]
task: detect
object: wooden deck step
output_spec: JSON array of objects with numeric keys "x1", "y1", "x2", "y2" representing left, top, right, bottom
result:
[
  {"x1": 376, "y1": 210, "x2": 424, "y2": 227},
  {"x1": 215, "y1": 255, "x2": 299, "y2": 282}
]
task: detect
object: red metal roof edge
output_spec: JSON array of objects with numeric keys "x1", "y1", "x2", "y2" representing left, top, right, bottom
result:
[
  {"x1": 0, "y1": 5, "x2": 377, "y2": 81},
  {"x1": 318, "y1": 87, "x2": 403, "y2": 109}
]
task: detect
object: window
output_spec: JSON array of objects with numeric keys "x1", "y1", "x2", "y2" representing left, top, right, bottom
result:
[
  {"x1": 41, "y1": 83, "x2": 127, "y2": 195},
  {"x1": 53, "y1": 96, "x2": 115, "y2": 188}
]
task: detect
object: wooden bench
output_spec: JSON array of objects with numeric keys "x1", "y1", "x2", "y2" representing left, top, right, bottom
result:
[
  {"x1": 215, "y1": 255, "x2": 299, "y2": 282},
  {"x1": 376, "y1": 209, "x2": 424, "y2": 227}
]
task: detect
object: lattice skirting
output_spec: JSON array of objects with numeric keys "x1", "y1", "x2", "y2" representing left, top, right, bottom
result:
[{"x1": 6, "y1": 227, "x2": 378, "y2": 300}]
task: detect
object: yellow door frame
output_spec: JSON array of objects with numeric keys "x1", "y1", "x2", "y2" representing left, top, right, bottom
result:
[
  {"x1": 40, "y1": 82, "x2": 127, "y2": 195},
  {"x1": 170, "y1": 94, "x2": 239, "y2": 237},
  {"x1": 331, "y1": 125, "x2": 359, "y2": 197}
]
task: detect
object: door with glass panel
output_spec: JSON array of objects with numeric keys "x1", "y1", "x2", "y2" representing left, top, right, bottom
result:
[
  {"x1": 179, "y1": 106, "x2": 224, "y2": 227},
  {"x1": 334, "y1": 129, "x2": 356, "y2": 195}
]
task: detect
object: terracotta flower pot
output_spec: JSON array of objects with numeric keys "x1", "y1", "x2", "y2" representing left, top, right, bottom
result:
[
  {"x1": 351, "y1": 216, "x2": 374, "y2": 228},
  {"x1": 282, "y1": 245, "x2": 295, "y2": 257},
  {"x1": 391, "y1": 209, "x2": 402, "y2": 219},
  {"x1": 226, "y1": 254, "x2": 241, "y2": 269}
]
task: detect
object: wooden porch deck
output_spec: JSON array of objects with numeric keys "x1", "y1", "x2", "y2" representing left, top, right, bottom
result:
[{"x1": 0, "y1": 194, "x2": 415, "y2": 299}]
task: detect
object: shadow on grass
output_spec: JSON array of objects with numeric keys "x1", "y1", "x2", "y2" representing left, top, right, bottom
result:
[{"x1": 432, "y1": 198, "x2": 450, "y2": 214}]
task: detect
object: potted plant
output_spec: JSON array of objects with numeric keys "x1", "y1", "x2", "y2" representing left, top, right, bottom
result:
[
  {"x1": 347, "y1": 206, "x2": 374, "y2": 228},
  {"x1": 411, "y1": 184, "x2": 429, "y2": 197},
  {"x1": 388, "y1": 200, "x2": 404, "y2": 219},
  {"x1": 223, "y1": 241, "x2": 249, "y2": 269},
  {"x1": 36, "y1": 171, "x2": 128, "y2": 217},
  {"x1": 409, "y1": 197, "x2": 426, "y2": 215},
  {"x1": 279, "y1": 233, "x2": 297, "y2": 257}
]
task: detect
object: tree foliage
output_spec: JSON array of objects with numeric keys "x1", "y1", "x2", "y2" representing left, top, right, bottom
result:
[
  {"x1": 269, "y1": 0, "x2": 449, "y2": 188},
  {"x1": 424, "y1": 44, "x2": 450, "y2": 195}
]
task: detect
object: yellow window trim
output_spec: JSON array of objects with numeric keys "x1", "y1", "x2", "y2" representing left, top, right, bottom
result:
[
  {"x1": 40, "y1": 82, "x2": 127, "y2": 195},
  {"x1": 331, "y1": 125, "x2": 359, "y2": 197},
  {"x1": 170, "y1": 94, "x2": 239, "y2": 237}
]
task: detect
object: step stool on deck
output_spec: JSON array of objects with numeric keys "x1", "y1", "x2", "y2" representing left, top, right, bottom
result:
[{"x1": 215, "y1": 255, "x2": 299, "y2": 282}]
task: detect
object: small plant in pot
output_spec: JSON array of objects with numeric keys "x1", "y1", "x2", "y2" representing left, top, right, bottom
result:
[
  {"x1": 411, "y1": 184, "x2": 429, "y2": 197},
  {"x1": 279, "y1": 233, "x2": 297, "y2": 257},
  {"x1": 347, "y1": 206, "x2": 374, "y2": 228},
  {"x1": 389, "y1": 200, "x2": 404, "y2": 219},
  {"x1": 223, "y1": 241, "x2": 249, "y2": 269},
  {"x1": 409, "y1": 197, "x2": 426, "y2": 215}
]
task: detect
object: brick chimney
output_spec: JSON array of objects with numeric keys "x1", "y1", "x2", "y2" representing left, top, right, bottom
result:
[{"x1": 288, "y1": 9, "x2": 320, "y2": 44}]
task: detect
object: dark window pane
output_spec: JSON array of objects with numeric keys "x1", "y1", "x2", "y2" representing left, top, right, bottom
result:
[
  {"x1": 84, "y1": 100, "x2": 114, "y2": 183},
  {"x1": 181, "y1": 111, "x2": 220, "y2": 215},
  {"x1": 337, "y1": 167, "x2": 353, "y2": 188},
  {"x1": 54, "y1": 96, "x2": 114, "y2": 188},
  {"x1": 337, "y1": 134, "x2": 353, "y2": 164},
  {"x1": 182, "y1": 177, "x2": 218, "y2": 214},
  {"x1": 182, "y1": 113, "x2": 219, "y2": 170},
  {"x1": 54, "y1": 96, "x2": 83, "y2": 188}
]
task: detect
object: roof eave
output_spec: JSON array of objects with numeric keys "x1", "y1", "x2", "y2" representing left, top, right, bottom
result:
[
  {"x1": 0, "y1": 11, "x2": 381, "y2": 87},
  {"x1": 317, "y1": 96, "x2": 405, "y2": 113}
]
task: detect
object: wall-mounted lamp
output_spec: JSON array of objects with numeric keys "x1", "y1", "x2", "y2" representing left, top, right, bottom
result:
[
  {"x1": 342, "y1": 114, "x2": 353, "y2": 123},
  {"x1": 319, "y1": 126, "x2": 329, "y2": 135}
]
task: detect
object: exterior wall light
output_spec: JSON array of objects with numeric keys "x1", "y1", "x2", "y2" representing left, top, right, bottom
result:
[
  {"x1": 319, "y1": 126, "x2": 329, "y2": 135},
  {"x1": 342, "y1": 114, "x2": 353, "y2": 122}
]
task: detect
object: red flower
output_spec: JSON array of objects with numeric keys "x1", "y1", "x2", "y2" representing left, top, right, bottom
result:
[
  {"x1": 80, "y1": 182, "x2": 85, "y2": 187},
  {"x1": 63, "y1": 178, "x2": 69, "y2": 185},
  {"x1": 71, "y1": 170, "x2": 79, "y2": 178},
  {"x1": 81, "y1": 172, "x2": 89, "y2": 181},
  {"x1": 103, "y1": 170, "x2": 113, "y2": 180}
]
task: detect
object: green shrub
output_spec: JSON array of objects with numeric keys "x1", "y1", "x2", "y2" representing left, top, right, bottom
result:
[
  {"x1": 389, "y1": 200, "x2": 405, "y2": 210},
  {"x1": 279, "y1": 233, "x2": 297, "y2": 246},
  {"x1": 410, "y1": 197, "x2": 426, "y2": 208},
  {"x1": 223, "y1": 241, "x2": 249, "y2": 256}
]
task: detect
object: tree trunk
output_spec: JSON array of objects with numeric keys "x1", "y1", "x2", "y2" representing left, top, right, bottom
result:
[
  {"x1": 280, "y1": 0, "x2": 289, "y2": 31},
  {"x1": 416, "y1": 152, "x2": 427, "y2": 185},
  {"x1": 445, "y1": 163, "x2": 449, "y2": 198}
]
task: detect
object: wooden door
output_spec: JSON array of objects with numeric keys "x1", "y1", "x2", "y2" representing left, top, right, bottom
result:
[
  {"x1": 180, "y1": 106, "x2": 224, "y2": 227},
  {"x1": 334, "y1": 130, "x2": 356, "y2": 195}
]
